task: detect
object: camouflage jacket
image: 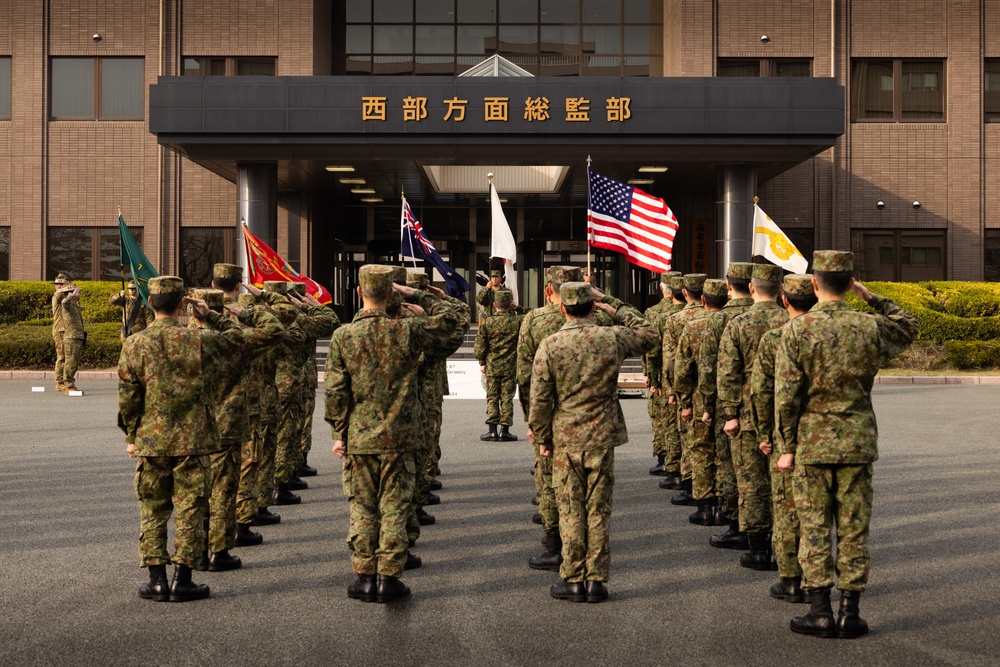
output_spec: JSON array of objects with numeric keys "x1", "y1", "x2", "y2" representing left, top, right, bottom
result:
[
  {"x1": 659, "y1": 302, "x2": 702, "y2": 395},
  {"x1": 475, "y1": 310, "x2": 523, "y2": 377},
  {"x1": 774, "y1": 295, "x2": 918, "y2": 464},
  {"x1": 642, "y1": 299, "x2": 682, "y2": 382},
  {"x1": 717, "y1": 301, "x2": 789, "y2": 430},
  {"x1": 749, "y1": 320, "x2": 791, "y2": 444},
  {"x1": 672, "y1": 308, "x2": 716, "y2": 413},
  {"x1": 429, "y1": 295, "x2": 472, "y2": 397},
  {"x1": 117, "y1": 313, "x2": 244, "y2": 457},
  {"x1": 694, "y1": 297, "x2": 753, "y2": 413},
  {"x1": 298, "y1": 304, "x2": 340, "y2": 390},
  {"x1": 324, "y1": 291, "x2": 460, "y2": 454},
  {"x1": 110, "y1": 292, "x2": 152, "y2": 335},
  {"x1": 528, "y1": 307, "x2": 657, "y2": 452},
  {"x1": 52, "y1": 290, "x2": 85, "y2": 339}
]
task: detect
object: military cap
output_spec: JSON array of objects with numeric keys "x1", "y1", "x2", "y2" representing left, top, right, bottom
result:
[
  {"x1": 213, "y1": 263, "x2": 243, "y2": 281},
  {"x1": 667, "y1": 275, "x2": 685, "y2": 291},
  {"x1": 126, "y1": 280, "x2": 136, "y2": 289},
  {"x1": 683, "y1": 273, "x2": 708, "y2": 291},
  {"x1": 263, "y1": 280, "x2": 289, "y2": 295},
  {"x1": 494, "y1": 289, "x2": 513, "y2": 308},
  {"x1": 238, "y1": 293, "x2": 257, "y2": 308},
  {"x1": 391, "y1": 266, "x2": 408, "y2": 285},
  {"x1": 559, "y1": 281, "x2": 593, "y2": 306},
  {"x1": 53, "y1": 273, "x2": 69, "y2": 285},
  {"x1": 752, "y1": 263, "x2": 784, "y2": 283},
  {"x1": 813, "y1": 250, "x2": 854, "y2": 273},
  {"x1": 191, "y1": 288, "x2": 224, "y2": 310},
  {"x1": 783, "y1": 274, "x2": 815, "y2": 296},
  {"x1": 288, "y1": 282, "x2": 306, "y2": 297},
  {"x1": 386, "y1": 291, "x2": 403, "y2": 311},
  {"x1": 490, "y1": 269, "x2": 502, "y2": 277},
  {"x1": 406, "y1": 271, "x2": 429, "y2": 289},
  {"x1": 359, "y1": 264, "x2": 395, "y2": 297},
  {"x1": 148, "y1": 276, "x2": 184, "y2": 295},
  {"x1": 726, "y1": 262, "x2": 754, "y2": 280},
  {"x1": 660, "y1": 271, "x2": 682, "y2": 284},
  {"x1": 271, "y1": 302, "x2": 298, "y2": 325},
  {"x1": 547, "y1": 265, "x2": 583, "y2": 285},
  {"x1": 703, "y1": 279, "x2": 728, "y2": 297}
]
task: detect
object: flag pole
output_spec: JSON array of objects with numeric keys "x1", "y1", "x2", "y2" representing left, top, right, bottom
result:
[
  {"x1": 751, "y1": 196, "x2": 759, "y2": 264},
  {"x1": 585, "y1": 156, "x2": 592, "y2": 279},
  {"x1": 117, "y1": 205, "x2": 127, "y2": 336},
  {"x1": 487, "y1": 171, "x2": 494, "y2": 277}
]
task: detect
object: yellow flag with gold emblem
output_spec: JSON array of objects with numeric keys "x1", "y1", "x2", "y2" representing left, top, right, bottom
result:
[{"x1": 751, "y1": 204, "x2": 808, "y2": 274}]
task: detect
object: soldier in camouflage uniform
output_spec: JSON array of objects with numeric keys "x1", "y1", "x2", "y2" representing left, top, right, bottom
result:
[
  {"x1": 475, "y1": 288, "x2": 523, "y2": 442},
  {"x1": 52, "y1": 274, "x2": 86, "y2": 393},
  {"x1": 529, "y1": 282, "x2": 657, "y2": 603},
  {"x1": 643, "y1": 271, "x2": 682, "y2": 476},
  {"x1": 673, "y1": 279, "x2": 729, "y2": 526},
  {"x1": 717, "y1": 262, "x2": 788, "y2": 570},
  {"x1": 775, "y1": 251, "x2": 918, "y2": 638},
  {"x1": 118, "y1": 276, "x2": 245, "y2": 602},
  {"x1": 476, "y1": 269, "x2": 503, "y2": 320},
  {"x1": 326, "y1": 265, "x2": 460, "y2": 603},
  {"x1": 694, "y1": 263, "x2": 755, "y2": 545},
  {"x1": 648, "y1": 274, "x2": 688, "y2": 489},
  {"x1": 110, "y1": 280, "x2": 152, "y2": 340},
  {"x1": 660, "y1": 273, "x2": 708, "y2": 504},
  {"x1": 750, "y1": 274, "x2": 817, "y2": 605}
]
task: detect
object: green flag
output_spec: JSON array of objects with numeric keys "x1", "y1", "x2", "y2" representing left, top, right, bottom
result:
[{"x1": 118, "y1": 213, "x2": 158, "y2": 307}]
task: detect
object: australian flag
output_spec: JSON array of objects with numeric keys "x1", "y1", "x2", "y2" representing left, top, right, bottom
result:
[{"x1": 400, "y1": 197, "x2": 471, "y2": 302}]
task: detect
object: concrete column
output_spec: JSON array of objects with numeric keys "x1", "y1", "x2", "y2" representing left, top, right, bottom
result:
[
  {"x1": 716, "y1": 166, "x2": 757, "y2": 276},
  {"x1": 237, "y1": 163, "x2": 278, "y2": 279}
]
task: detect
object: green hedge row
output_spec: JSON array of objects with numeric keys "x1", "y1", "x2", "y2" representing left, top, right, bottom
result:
[
  {"x1": 0, "y1": 321, "x2": 123, "y2": 369},
  {"x1": 0, "y1": 281, "x2": 126, "y2": 325}
]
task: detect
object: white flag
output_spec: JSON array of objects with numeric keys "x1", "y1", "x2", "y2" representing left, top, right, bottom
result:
[
  {"x1": 489, "y1": 182, "x2": 519, "y2": 304},
  {"x1": 752, "y1": 204, "x2": 808, "y2": 274}
]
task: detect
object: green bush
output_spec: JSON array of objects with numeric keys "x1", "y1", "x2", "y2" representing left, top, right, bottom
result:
[
  {"x1": 0, "y1": 321, "x2": 122, "y2": 369},
  {"x1": 945, "y1": 341, "x2": 1000, "y2": 370},
  {"x1": 0, "y1": 281, "x2": 127, "y2": 325}
]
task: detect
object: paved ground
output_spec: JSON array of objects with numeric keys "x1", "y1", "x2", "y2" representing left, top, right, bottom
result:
[{"x1": 1, "y1": 380, "x2": 997, "y2": 667}]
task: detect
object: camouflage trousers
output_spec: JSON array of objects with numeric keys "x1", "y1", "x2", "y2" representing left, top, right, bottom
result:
[
  {"x1": 793, "y1": 463, "x2": 873, "y2": 592},
  {"x1": 732, "y1": 429, "x2": 772, "y2": 533},
  {"x1": 646, "y1": 391, "x2": 665, "y2": 456},
  {"x1": 769, "y1": 452, "x2": 801, "y2": 578},
  {"x1": 714, "y1": 425, "x2": 738, "y2": 521},
  {"x1": 553, "y1": 447, "x2": 615, "y2": 583},
  {"x1": 53, "y1": 333, "x2": 83, "y2": 387},
  {"x1": 534, "y1": 444, "x2": 559, "y2": 531},
  {"x1": 687, "y1": 418, "x2": 717, "y2": 501},
  {"x1": 207, "y1": 441, "x2": 241, "y2": 552},
  {"x1": 485, "y1": 374, "x2": 516, "y2": 426},
  {"x1": 406, "y1": 439, "x2": 432, "y2": 548},
  {"x1": 427, "y1": 397, "x2": 443, "y2": 478},
  {"x1": 661, "y1": 399, "x2": 681, "y2": 474},
  {"x1": 256, "y1": 420, "x2": 278, "y2": 509},
  {"x1": 343, "y1": 450, "x2": 417, "y2": 578},
  {"x1": 274, "y1": 396, "x2": 304, "y2": 483},
  {"x1": 677, "y1": 412, "x2": 694, "y2": 481},
  {"x1": 299, "y1": 385, "x2": 317, "y2": 459},
  {"x1": 134, "y1": 455, "x2": 209, "y2": 568},
  {"x1": 236, "y1": 420, "x2": 263, "y2": 524}
]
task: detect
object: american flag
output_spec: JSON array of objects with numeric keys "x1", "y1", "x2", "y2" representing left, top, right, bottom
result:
[{"x1": 587, "y1": 169, "x2": 679, "y2": 273}]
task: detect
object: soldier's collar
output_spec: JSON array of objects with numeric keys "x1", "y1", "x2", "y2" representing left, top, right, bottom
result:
[{"x1": 356, "y1": 307, "x2": 388, "y2": 319}]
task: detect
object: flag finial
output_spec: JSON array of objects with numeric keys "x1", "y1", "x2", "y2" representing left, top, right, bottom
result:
[
  {"x1": 753, "y1": 196, "x2": 759, "y2": 205},
  {"x1": 240, "y1": 216, "x2": 246, "y2": 226},
  {"x1": 487, "y1": 172, "x2": 494, "y2": 184},
  {"x1": 586, "y1": 155, "x2": 592, "y2": 168},
  {"x1": 117, "y1": 205, "x2": 121, "y2": 215}
]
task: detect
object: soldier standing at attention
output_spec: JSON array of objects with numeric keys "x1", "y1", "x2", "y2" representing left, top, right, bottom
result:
[
  {"x1": 476, "y1": 269, "x2": 503, "y2": 321},
  {"x1": 52, "y1": 274, "x2": 86, "y2": 394},
  {"x1": 649, "y1": 275, "x2": 688, "y2": 490},
  {"x1": 529, "y1": 282, "x2": 657, "y2": 603},
  {"x1": 118, "y1": 276, "x2": 243, "y2": 602},
  {"x1": 110, "y1": 280, "x2": 151, "y2": 340},
  {"x1": 475, "y1": 288, "x2": 523, "y2": 442},
  {"x1": 774, "y1": 251, "x2": 918, "y2": 638},
  {"x1": 750, "y1": 274, "x2": 817, "y2": 605},
  {"x1": 326, "y1": 265, "x2": 459, "y2": 603},
  {"x1": 643, "y1": 271, "x2": 681, "y2": 476}
]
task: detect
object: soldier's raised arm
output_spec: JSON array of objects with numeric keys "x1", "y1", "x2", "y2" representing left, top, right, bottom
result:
[{"x1": 851, "y1": 283, "x2": 920, "y2": 360}]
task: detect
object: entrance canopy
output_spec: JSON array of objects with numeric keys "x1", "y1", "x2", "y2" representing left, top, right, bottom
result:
[{"x1": 149, "y1": 75, "x2": 844, "y2": 205}]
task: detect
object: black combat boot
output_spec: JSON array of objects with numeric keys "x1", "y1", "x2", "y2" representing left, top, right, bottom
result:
[
  {"x1": 688, "y1": 498, "x2": 716, "y2": 525},
  {"x1": 480, "y1": 424, "x2": 499, "y2": 441},
  {"x1": 837, "y1": 590, "x2": 870, "y2": 638},
  {"x1": 298, "y1": 453, "x2": 318, "y2": 477},
  {"x1": 584, "y1": 580, "x2": 609, "y2": 603},
  {"x1": 347, "y1": 574, "x2": 376, "y2": 602},
  {"x1": 235, "y1": 522, "x2": 263, "y2": 547},
  {"x1": 658, "y1": 471, "x2": 682, "y2": 489},
  {"x1": 273, "y1": 481, "x2": 301, "y2": 505},
  {"x1": 404, "y1": 552, "x2": 422, "y2": 570},
  {"x1": 770, "y1": 576, "x2": 805, "y2": 603},
  {"x1": 425, "y1": 492, "x2": 441, "y2": 506},
  {"x1": 169, "y1": 564, "x2": 210, "y2": 602},
  {"x1": 376, "y1": 574, "x2": 411, "y2": 603},
  {"x1": 740, "y1": 532, "x2": 777, "y2": 570},
  {"x1": 529, "y1": 529, "x2": 563, "y2": 571},
  {"x1": 531, "y1": 512, "x2": 543, "y2": 525},
  {"x1": 252, "y1": 506, "x2": 281, "y2": 525},
  {"x1": 790, "y1": 587, "x2": 837, "y2": 637},
  {"x1": 193, "y1": 551, "x2": 210, "y2": 572},
  {"x1": 709, "y1": 520, "x2": 748, "y2": 550},
  {"x1": 649, "y1": 455, "x2": 667, "y2": 476},
  {"x1": 498, "y1": 425, "x2": 518, "y2": 442},
  {"x1": 288, "y1": 475, "x2": 308, "y2": 491},
  {"x1": 207, "y1": 549, "x2": 242, "y2": 571},
  {"x1": 138, "y1": 564, "x2": 169, "y2": 602},
  {"x1": 550, "y1": 580, "x2": 585, "y2": 602},
  {"x1": 416, "y1": 508, "x2": 436, "y2": 525},
  {"x1": 670, "y1": 479, "x2": 698, "y2": 506},
  {"x1": 429, "y1": 479, "x2": 442, "y2": 491}
]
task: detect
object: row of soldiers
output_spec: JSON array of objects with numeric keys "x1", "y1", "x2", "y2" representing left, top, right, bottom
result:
[{"x1": 641, "y1": 251, "x2": 918, "y2": 637}]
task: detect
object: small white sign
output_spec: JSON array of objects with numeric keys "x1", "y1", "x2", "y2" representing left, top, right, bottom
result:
[
  {"x1": 31, "y1": 386, "x2": 45, "y2": 392},
  {"x1": 67, "y1": 390, "x2": 84, "y2": 397},
  {"x1": 445, "y1": 360, "x2": 487, "y2": 399}
]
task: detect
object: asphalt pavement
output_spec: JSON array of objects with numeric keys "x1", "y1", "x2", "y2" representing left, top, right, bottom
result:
[{"x1": 1, "y1": 380, "x2": 997, "y2": 667}]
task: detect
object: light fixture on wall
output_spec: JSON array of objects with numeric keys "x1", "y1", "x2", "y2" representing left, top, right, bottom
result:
[
  {"x1": 876, "y1": 200, "x2": 885, "y2": 209},
  {"x1": 760, "y1": 34, "x2": 770, "y2": 44},
  {"x1": 92, "y1": 33, "x2": 102, "y2": 42},
  {"x1": 913, "y1": 201, "x2": 921, "y2": 209}
]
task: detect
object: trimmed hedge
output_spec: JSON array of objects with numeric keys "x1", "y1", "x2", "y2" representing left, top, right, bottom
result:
[
  {"x1": 0, "y1": 321, "x2": 123, "y2": 369},
  {"x1": 0, "y1": 281, "x2": 126, "y2": 325},
  {"x1": 945, "y1": 341, "x2": 1000, "y2": 370}
]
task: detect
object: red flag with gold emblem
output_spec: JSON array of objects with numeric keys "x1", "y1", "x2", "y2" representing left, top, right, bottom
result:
[{"x1": 242, "y1": 222, "x2": 332, "y2": 304}]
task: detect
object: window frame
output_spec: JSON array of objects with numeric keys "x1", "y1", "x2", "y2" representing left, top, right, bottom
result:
[
  {"x1": 851, "y1": 58, "x2": 946, "y2": 124},
  {"x1": 716, "y1": 57, "x2": 812, "y2": 78},
  {"x1": 852, "y1": 228, "x2": 947, "y2": 281},
  {"x1": 183, "y1": 56, "x2": 277, "y2": 77},
  {"x1": 0, "y1": 56, "x2": 10, "y2": 120},
  {"x1": 49, "y1": 57, "x2": 145, "y2": 121},
  {"x1": 46, "y1": 227, "x2": 143, "y2": 280},
  {"x1": 984, "y1": 59, "x2": 1000, "y2": 123}
]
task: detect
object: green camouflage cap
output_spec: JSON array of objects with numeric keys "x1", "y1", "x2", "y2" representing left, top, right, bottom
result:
[
  {"x1": 213, "y1": 263, "x2": 243, "y2": 281},
  {"x1": 703, "y1": 279, "x2": 728, "y2": 297},
  {"x1": 191, "y1": 288, "x2": 224, "y2": 310},
  {"x1": 386, "y1": 291, "x2": 403, "y2": 311},
  {"x1": 406, "y1": 271, "x2": 429, "y2": 289},
  {"x1": 288, "y1": 282, "x2": 306, "y2": 297},
  {"x1": 263, "y1": 280, "x2": 289, "y2": 295},
  {"x1": 148, "y1": 276, "x2": 184, "y2": 295},
  {"x1": 813, "y1": 250, "x2": 854, "y2": 272},
  {"x1": 391, "y1": 266, "x2": 408, "y2": 285},
  {"x1": 359, "y1": 264, "x2": 395, "y2": 297},
  {"x1": 271, "y1": 302, "x2": 298, "y2": 325},
  {"x1": 726, "y1": 262, "x2": 754, "y2": 280},
  {"x1": 547, "y1": 265, "x2": 583, "y2": 285},
  {"x1": 53, "y1": 273, "x2": 69, "y2": 284},
  {"x1": 559, "y1": 281, "x2": 593, "y2": 306},
  {"x1": 660, "y1": 271, "x2": 681, "y2": 284},
  {"x1": 494, "y1": 289, "x2": 513, "y2": 308},
  {"x1": 238, "y1": 293, "x2": 257, "y2": 308},
  {"x1": 783, "y1": 274, "x2": 815, "y2": 296},
  {"x1": 752, "y1": 263, "x2": 784, "y2": 283},
  {"x1": 667, "y1": 275, "x2": 685, "y2": 291},
  {"x1": 683, "y1": 273, "x2": 708, "y2": 291},
  {"x1": 490, "y1": 269, "x2": 502, "y2": 277}
]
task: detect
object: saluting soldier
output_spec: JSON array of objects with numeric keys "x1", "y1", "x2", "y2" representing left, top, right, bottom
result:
[
  {"x1": 476, "y1": 269, "x2": 503, "y2": 320},
  {"x1": 475, "y1": 288, "x2": 523, "y2": 442},
  {"x1": 110, "y1": 280, "x2": 152, "y2": 340},
  {"x1": 52, "y1": 274, "x2": 86, "y2": 394}
]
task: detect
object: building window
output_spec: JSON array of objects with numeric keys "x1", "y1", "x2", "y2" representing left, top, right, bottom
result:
[
  {"x1": 183, "y1": 57, "x2": 277, "y2": 76},
  {"x1": 47, "y1": 227, "x2": 143, "y2": 280},
  {"x1": 851, "y1": 59, "x2": 945, "y2": 122},
  {"x1": 984, "y1": 60, "x2": 1000, "y2": 122},
  {"x1": 181, "y1": 228, "x2": 235, "y2": 288},
  {"x1": 717, "y1": 58, "x2": 811, "y2": 78},
  {"x1": 985, "y1": 230, "x2": 1000, "y2": 281},
  {"x1": 851, "y1": 229, "x2": 946, "y2": 281},
  {"x1": 337, "y1": 0, "x2": 662, "y2": 77},
  {"x1": 0, "y1": 57, "x2": 10, "y2": 119},
  {"x1": 0, "y1": 226, "x2": 9, "y2": 279},
  {"x1": 50, "y1": 58, "x2": 144, "y2": 120}
]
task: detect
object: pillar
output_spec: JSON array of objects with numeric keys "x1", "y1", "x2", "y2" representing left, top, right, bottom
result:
[
  {"x1": 237, "y1": 162, "x2": 278, "y2": 279},
  {"x1": 716, "y1": 166, "x2": 757, "y2": 275}
]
